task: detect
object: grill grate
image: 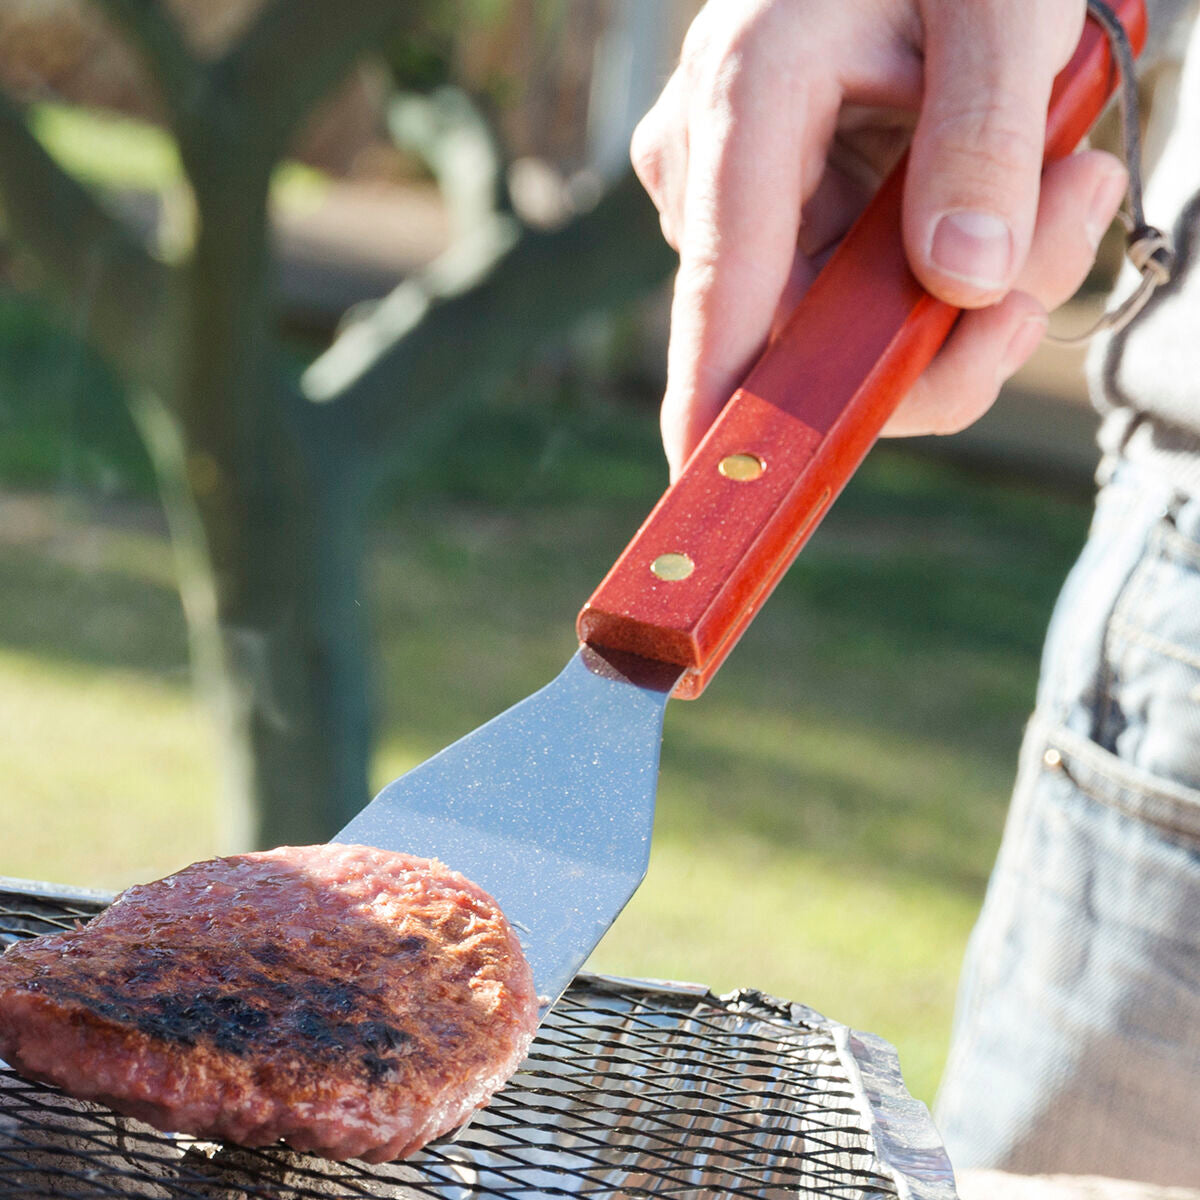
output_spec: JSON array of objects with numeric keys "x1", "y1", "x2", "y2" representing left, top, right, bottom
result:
[{"x1": 0, "y1": 880, "x2": 956, "y2": 1200}]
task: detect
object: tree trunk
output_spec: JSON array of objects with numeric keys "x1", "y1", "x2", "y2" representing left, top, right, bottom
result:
[
  {"x1": 138, "y1": 386, "x2": 374, "y2": 849},
  {"x1": 217, "y1": 474, "x2": 373, "y2": 846},
  {"x1": 163, "y1": 148, "x2": 374, "y2": 846}
]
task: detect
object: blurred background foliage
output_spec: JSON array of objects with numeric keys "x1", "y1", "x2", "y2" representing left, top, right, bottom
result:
[{"x1": 0, "y1": 0, "x2": 1106, "y2": 1105}]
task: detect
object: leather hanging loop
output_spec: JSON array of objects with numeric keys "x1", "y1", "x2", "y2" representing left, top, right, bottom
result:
[{"x1": 1047, "y1": 0, "x2": 1175, "y2": 347}]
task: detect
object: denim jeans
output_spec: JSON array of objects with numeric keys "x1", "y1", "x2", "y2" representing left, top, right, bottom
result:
[{"x1": 934, "y1": 461, "x2": 1200, "y2": 1186}]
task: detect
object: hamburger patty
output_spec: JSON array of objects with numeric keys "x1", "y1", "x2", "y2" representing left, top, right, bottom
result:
[{"x1": 0, "y1": 844, "x2": 538, "y2": 1162}]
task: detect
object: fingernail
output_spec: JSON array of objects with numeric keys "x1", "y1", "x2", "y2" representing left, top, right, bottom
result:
[
  {"x1": 929, "y1": 210, "x2": 1014, "y2": 290},
  {"x1": 1086, "y1": 168, "x2": 1127, "y2": 249},
  {"x1": 999, "y1": 314, "x2": 1048, "y2": 380}
]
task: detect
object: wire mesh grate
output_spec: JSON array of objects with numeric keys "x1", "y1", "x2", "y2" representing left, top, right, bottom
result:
[{"x1": 0, "y1": 881, "x2": 954, "y2": 1199}]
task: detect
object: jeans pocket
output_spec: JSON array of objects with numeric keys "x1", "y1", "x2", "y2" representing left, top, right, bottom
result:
[
  {"x1": 983, "y1": 717, "x2": 1200, "y2": 1009},
  {"x1": 1042, "y1": 718, "x2": 1200, "y2": 852},
  {"x1": 936, "y1": 716, "x2": 1200, "y2": 1181},
  {"x1": 1105, "y1": 511, "x2": 1200, "y2": 792}
]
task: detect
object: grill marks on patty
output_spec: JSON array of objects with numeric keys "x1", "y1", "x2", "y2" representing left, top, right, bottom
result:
[
  {"x1": 0, "y1": 845, "x2": 539, "y2": 1162},
  {"x1": 25, "y1": 939, "x2": 420, "y2": 1079}
]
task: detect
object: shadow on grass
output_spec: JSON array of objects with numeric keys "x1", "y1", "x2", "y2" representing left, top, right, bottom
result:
[
  {"x1": 0, "y1": 540, "x2": 187, "y2": 678},
  {"x1": 0, "y1": 377, "x2": 1093, "y2": 905}
]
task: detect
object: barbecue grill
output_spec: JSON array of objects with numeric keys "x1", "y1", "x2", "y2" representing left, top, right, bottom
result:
[{"x1": 0, "y1": 877, "x2": 957, "y2": 1199}]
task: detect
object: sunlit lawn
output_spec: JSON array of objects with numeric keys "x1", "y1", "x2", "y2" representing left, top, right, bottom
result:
[{"x1": 0, "y1": 376, "x2": 1091, "y2": 1105}]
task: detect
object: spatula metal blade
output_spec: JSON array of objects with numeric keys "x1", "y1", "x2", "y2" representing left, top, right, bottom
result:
[{"x1": 335, "y1": 645, "x2": 682, "y2": 1010}]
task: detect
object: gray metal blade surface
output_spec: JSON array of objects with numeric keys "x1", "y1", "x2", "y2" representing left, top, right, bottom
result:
[{"x1": 336, "y1": 645, "x2": 683, "y2": 1010}]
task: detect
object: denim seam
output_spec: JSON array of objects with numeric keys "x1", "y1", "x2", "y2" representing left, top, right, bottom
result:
[
  {"x1": 1160, "y1": 521, "x2": 1200, "y2": 568},
  {"x1": 1108, "y1": 613, "x2": 1200, "y2": 672},
  {"x1": 1036, "y1": 718, "x2": 1200, "y2": 846},
  {"x1": 1101, "y1": 537, "x2": 1162, "y2": 748}
]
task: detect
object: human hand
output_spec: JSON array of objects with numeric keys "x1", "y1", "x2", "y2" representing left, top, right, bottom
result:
[{"x1": 632, "y1": 0, "x2": 1128, "y2": 477}]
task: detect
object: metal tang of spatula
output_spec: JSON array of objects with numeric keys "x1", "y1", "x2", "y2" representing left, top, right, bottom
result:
[{"x1": 337, "y1": 0, "x2": 1145, "y2": 1012}]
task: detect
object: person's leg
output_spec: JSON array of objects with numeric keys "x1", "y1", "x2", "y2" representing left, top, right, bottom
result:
[{"x1": 935, "y1": 464, "x2": 1200, "y2": 1186}]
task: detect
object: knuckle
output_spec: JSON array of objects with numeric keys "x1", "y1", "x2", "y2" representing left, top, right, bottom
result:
[
  {"x1": 686, "y1": 49, "x2": 747, "y2": 122},
  {"x1": 674, "y1": 250, "x2": 720, "y2": 298},
  {"x1": 929, "y1": 95, "x2": 1044, "y2": 182},
  {"x1": 629, "y1": 114, "x2": 662, "y2": 182},
  {"x1": 678, "y1": 8, "x2": 714, "y2": 69},
  {"x1": 679, "y1": 7, "x2": 776, "y2": 113}
]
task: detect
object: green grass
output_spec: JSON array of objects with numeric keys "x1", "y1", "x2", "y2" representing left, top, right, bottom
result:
[
  {"x1": 0, "y1": 512, "x2": 217, "y2": 890},
  {"x1": 0, "y1": 296, "x2": 1093, "y2": 1105}
]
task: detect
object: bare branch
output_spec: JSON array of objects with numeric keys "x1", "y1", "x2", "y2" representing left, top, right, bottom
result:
[
  {"x1": 212, "y1": 0, "x2": 423, "y2": 163},
  {"x1": 303, "y1": 170, "x2": 674, "y2": 465},
  {"x1": 90, "y1": 0, "x2": 206, "y2": 131},
  {"x1": 387, "y1": 86, "x2": 511, "y2": 239},
  {"x1": 0, "y1": 91, "x2": 172, "y2": 389}
]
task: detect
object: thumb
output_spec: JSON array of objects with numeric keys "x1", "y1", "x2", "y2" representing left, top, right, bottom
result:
[{"x1": 904, "y1": 0, "x2": 1086, "y2": 308}]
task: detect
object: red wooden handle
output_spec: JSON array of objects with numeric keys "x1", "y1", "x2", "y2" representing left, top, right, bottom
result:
[{"x1": 579, "y1": 0, "x2": 1146, "y2": 699}]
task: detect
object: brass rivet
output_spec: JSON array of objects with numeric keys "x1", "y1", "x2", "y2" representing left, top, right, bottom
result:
[
  {"x1": 1043, "y1": 747, "x2": 1063, "y2": 770},
  {"x1": 651, "y1": 552, "x2": 695, "y2": 581},
  {"x1": 719, "y1": 453, "x2": 765, "y2": 481}
]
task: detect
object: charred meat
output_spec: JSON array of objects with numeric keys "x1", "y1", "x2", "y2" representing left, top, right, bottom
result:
[{"x1": 0, "y1": 844, "x2": 538, "y2": 1162}]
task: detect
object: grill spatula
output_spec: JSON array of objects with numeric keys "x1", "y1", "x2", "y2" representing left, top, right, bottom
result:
[{"x1": 337, "y1": 0, "x2": 1145, "y2": 1012}]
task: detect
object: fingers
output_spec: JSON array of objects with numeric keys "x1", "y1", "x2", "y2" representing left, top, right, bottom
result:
[
  {"x1": 1015, "y1": 149, "x2": 1127, "y2": 303},
  {"x1": 881, "y1": 292, "x2": 1048, "y2": 437},
  {"x1": 882, "y1": 149, "x2": 1127, "y2": 437},
  {"x1": 630, "y1": 68, "x2": 690, "y2": 249},
  {"x1": 903, "y1": 0, "x2": 1086, "y2": 308},
  {"x1": 656, "y1": 15, "x2": 840, "y2": 478},
  {"x1": 643, "y1": 0, "x2": 1099, "y2": 470}
]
